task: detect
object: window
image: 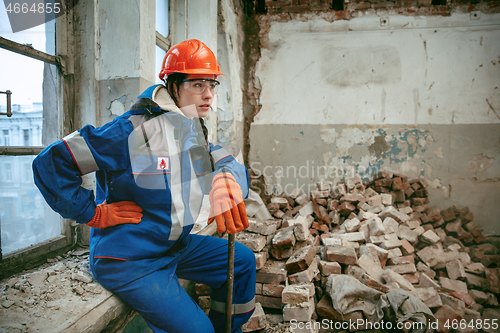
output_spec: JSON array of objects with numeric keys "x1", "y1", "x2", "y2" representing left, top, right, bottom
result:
[
  {"x1": 23, "y1": 161, "x2": 31, "y2": 182},
  {"x1": 156, "y1": 0, "x2": 170, "y2": 84},
  {"x1": 0, "y1": 6, "x2": 71, "y2": 267},
  {"x1": 3, "y1": 162, "x2": 12, "y2": 181},
  {"x1": 2, "y1": 129, "x2": 9, "y2": 146},
  {"x1": 23, "y1": 129, "x2": 29, "y2": 146}
]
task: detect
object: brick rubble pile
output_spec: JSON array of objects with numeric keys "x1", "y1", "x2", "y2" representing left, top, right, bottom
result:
[{"x1": 195, "y1": 172, "x2": 500, "y2": 332}]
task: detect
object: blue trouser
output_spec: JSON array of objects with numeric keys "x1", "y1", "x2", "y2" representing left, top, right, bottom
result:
[{"x1": 90, "y1": 234, "x2": 256, "y2": 333}]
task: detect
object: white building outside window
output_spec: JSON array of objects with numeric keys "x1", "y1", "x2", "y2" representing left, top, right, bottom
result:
[
  {"x1": 2, "y1": 129, "x2": 9, "y2": 146},
  {"x1": 1, "y1": 7, "x2": 62, "y2": 255}
]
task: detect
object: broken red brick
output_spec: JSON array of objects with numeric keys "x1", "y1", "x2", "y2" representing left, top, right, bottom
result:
[
  {"x1": 426, "y1": 206, "x2": 441, "y2": 222},
  {"x1": 255, "y1": 295, "x2": 283, "y2": 309},
  {"x1": 400, "y1": 238, "x2": 415, "y2": 255},
  {"x1": 485, "y1": 268, "x2": 500, "y2": 294},
  {"x1": 405, "y1": 187, "x2": 415, "y2": 198},
  {"x1": 272, "y1": 226, "x2": 296, "y2": 251},
  {"x1": 323, "y1": 246, "x2": 357, "y2": 265},
  {"x1": 464, "y1": 211, "x2": 474, "y2": 222},
  {"x1": 285, "y1": 246, "x2": 315, "y2": 275},
  {"x1": 412, "y1": 197, "x2": 429, "y2": 206},
  {"x1": 385, "y1": 263, "x2": 417, "y2": 275},
  {"x1": 262, "y1": 284, "x2": 285, "y2": 298},
  {"x1": 318, "y1": 260, "x2": 341, "y2": 276},
  {"x1": 420, "y1": 213, "x2": 431, "y2": 223},
  {"x1": 414, "y1": 188, "x2": 428, "y2": 197},
  {"x1": 270, "y1": 246, "x2": 294, "y2": 260},
  {"x1": 445, "y1": 220, "x2": 463, "y2": 238},
  {"x1": 338, "y1": 201, "x2": 356, "y2": 216},
  {"x1": 449, "y1": 291, "x2": 475, "y2": 307},
  {"x1": 403, "y1": 273, "x2": 419, "y2": 284},
  {"x1": 375, "y1": 178, "x2": 392, "y2": 187},
  {"x1": 391, "y1": 177, "x2": 403, "y2": 190},
  {"x1": 316, "y1": 224, "x2": 329, "y2": 233},
  {"x1": 434, "y1": 305, "x2": 463, "y2": 333},
  {"x1": 410, "y1": 181, "x2": 421, "y2": 190},
  {"x1": 256, "y1": 260, "x2": 287, "y2": 284},
  {"x1": 465, "y1": 273, "x2": 490, "y2": 291},
  {"x1": 361, "y1": 273, "x2": 389, "y2": 292},
  {"x1": 440, "y1": 206, "x2": 457, "y2": 222},
  {"x1": 328, "y1": 199, "x2": 340, "y2": 212},
  {"x1": 474, "y1": 234, "x2": 485, "y2": 244},
  {"x1": 445, "y1": 259, "x2": 466, "y2": 281},
  {"x1": 402, "y1": 181, "x2": 411, "y2": 190},
  {"x1": 388, "y1": 255, "x2": 415, "y2": 266}
]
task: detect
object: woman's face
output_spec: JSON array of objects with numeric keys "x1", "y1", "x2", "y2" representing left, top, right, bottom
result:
[{"x1": 175, "y1": 74, "x2": 218, "y2": 118}]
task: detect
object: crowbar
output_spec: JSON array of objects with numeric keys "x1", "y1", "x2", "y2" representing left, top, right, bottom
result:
[{"x1": 225, "y1": 233, "x2": 235, "y2": 333}]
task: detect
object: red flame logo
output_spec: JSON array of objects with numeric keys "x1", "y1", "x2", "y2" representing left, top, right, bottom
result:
[{"x1": 159, "y1": 158, "x2": 167, "y2": 169}]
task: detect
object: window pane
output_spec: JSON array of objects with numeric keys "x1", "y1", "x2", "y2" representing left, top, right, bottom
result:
[
  {"x1": 0, "y1": 53, "x2": 56, "y2": 147},
  {"x1": 0, "y1": 155, "x2": 62, "y2": 254},
  {"x1": 156, "y1": 0, "x2": 169, "y2": 37},
  {"x1": 156, "y1": 45, "x2": 167, "y2": 84}
]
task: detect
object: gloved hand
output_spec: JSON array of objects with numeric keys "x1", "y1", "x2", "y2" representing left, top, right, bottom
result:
[
  {"x1": 207, "y1": 173, "x2": 249, "y2": 234},
  {"x1": 86, "y1": 201, "x2": 143, "y2": 229}
]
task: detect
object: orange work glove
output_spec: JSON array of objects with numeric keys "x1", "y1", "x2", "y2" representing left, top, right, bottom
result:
[
  {"x1": 86, "y1": 201, "x2": 143, "y2": 229},
  {"x1": 207, "y1": 173, "x2": 249, "y2": 234}
]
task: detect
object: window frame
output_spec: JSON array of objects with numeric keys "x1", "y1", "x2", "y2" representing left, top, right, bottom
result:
[
  {"x1": 0, "y1": 23, "x2": 74, "y2": 277},
  {"x1": 156, "y1": 0, "x2": 171, "y2": 53},
  {"x1": 155, "y1": 0, "x2": 170, "y2": 86},
  {"x1": 156, "y1": 31, "x2": 170, "y2": 52},
  {"x1": 1, "y1": 1, "x2": 172, "y2": 277}
]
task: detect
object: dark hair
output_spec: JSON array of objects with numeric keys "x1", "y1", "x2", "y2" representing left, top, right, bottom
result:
[
  {"x1": 164, "y1": 73, "x2": 215, "y2": 171},
  {"x1": 165, "y1": 73, "x2": 187, "y2": 105}
]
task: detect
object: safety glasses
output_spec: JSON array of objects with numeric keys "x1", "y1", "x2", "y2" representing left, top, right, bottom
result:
[{"x1": 182, "y1": 79, "x2": 220, "y2": 95}]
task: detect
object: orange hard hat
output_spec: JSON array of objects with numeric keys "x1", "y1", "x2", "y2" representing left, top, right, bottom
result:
[{"x1": 159, "y1": 39, "x2": 224, "y2": 81}]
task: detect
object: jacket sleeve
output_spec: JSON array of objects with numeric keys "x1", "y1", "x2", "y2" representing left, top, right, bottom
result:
[
  {"x1": 32, "y1": 117, "x2": 134, "y2": 224},
  {"x1": 209, "y1": 143, "x2": 249, "y2": 199}
]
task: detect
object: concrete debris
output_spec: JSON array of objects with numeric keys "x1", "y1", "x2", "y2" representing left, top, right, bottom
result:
[
  {"x1": 5, "y1": 172, "x2": 495, "y2": 332},
  {"x1": 0, "y1": 248, "x2": 111, "y2": 333},
  {"x1": 208, "y1": 172, "x2": 500, "y2": 331}
]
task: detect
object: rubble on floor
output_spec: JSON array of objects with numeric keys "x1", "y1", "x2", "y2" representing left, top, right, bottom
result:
[
  {"x1": 0, "y1": 249, "x2": 114, "y2": 333},
  {"x1": 196, "y1": 172, "x2": 500, "y2": 332},
  {"x1": 3, "y1": 172, "x2": 500, "y2": 333}
]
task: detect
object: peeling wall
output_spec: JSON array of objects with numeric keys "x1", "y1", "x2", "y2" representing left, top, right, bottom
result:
[
  {"x1": 73, "y1": 0, "x2": 155, "y2": 129},
  {"x1": 248, "y1": 12, "x2": 500, "y2": 233},
  {"x1": 216, "y1": 0, "x2": 246, "y2": 149}
]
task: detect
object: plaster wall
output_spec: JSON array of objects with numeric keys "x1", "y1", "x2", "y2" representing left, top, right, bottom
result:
[
  {"x1": 170, "y1": 0, "x2": 226, "y2": 143},
  {"x1": 169, "y1": 0, "x2": 246, "y2": 151},
  {"x1": 216, "y1": 0, "x2": 246, "y2": 152},
  {"x1": 73, "y1": 0, "x2": 156, "y2": 128},
  {"x1": 249, "y1": 13, "x2": 500, "y2": 233}
]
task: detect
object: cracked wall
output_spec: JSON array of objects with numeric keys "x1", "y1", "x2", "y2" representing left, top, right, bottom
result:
[
  {"x1": 216, "y1": 0, "x2": 246, "y2": 149},
  {"x1": 73, "y1": 0, "x2": 155, "y2": 129},
  {"x1": 247, "y1": 11, "x2": 500, "y2": 233}
]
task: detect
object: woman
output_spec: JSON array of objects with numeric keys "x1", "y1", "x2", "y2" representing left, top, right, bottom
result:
[{"x1": 33, "y1": 39, "x2": 256, "y2": 333}]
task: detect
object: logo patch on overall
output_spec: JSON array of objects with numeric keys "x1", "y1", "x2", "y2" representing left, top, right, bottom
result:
[{"x1": 157, "y1": 157, "x2": 170, "y2": 171}]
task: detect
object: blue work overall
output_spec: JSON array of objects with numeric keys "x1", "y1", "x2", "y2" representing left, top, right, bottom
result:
[{"x1": 33, "y1": 85, "x2": 256, "y2": 332}]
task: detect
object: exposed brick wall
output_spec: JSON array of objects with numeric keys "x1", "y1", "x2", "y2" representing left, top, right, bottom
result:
[{"x1": 261, "y1": 0, "x2": 500, "y2": 16}]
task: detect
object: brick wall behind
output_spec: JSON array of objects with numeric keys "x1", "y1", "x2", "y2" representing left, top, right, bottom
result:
[{"x1": 260, "y1": 0, "x2": 500, "y2": 16}]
